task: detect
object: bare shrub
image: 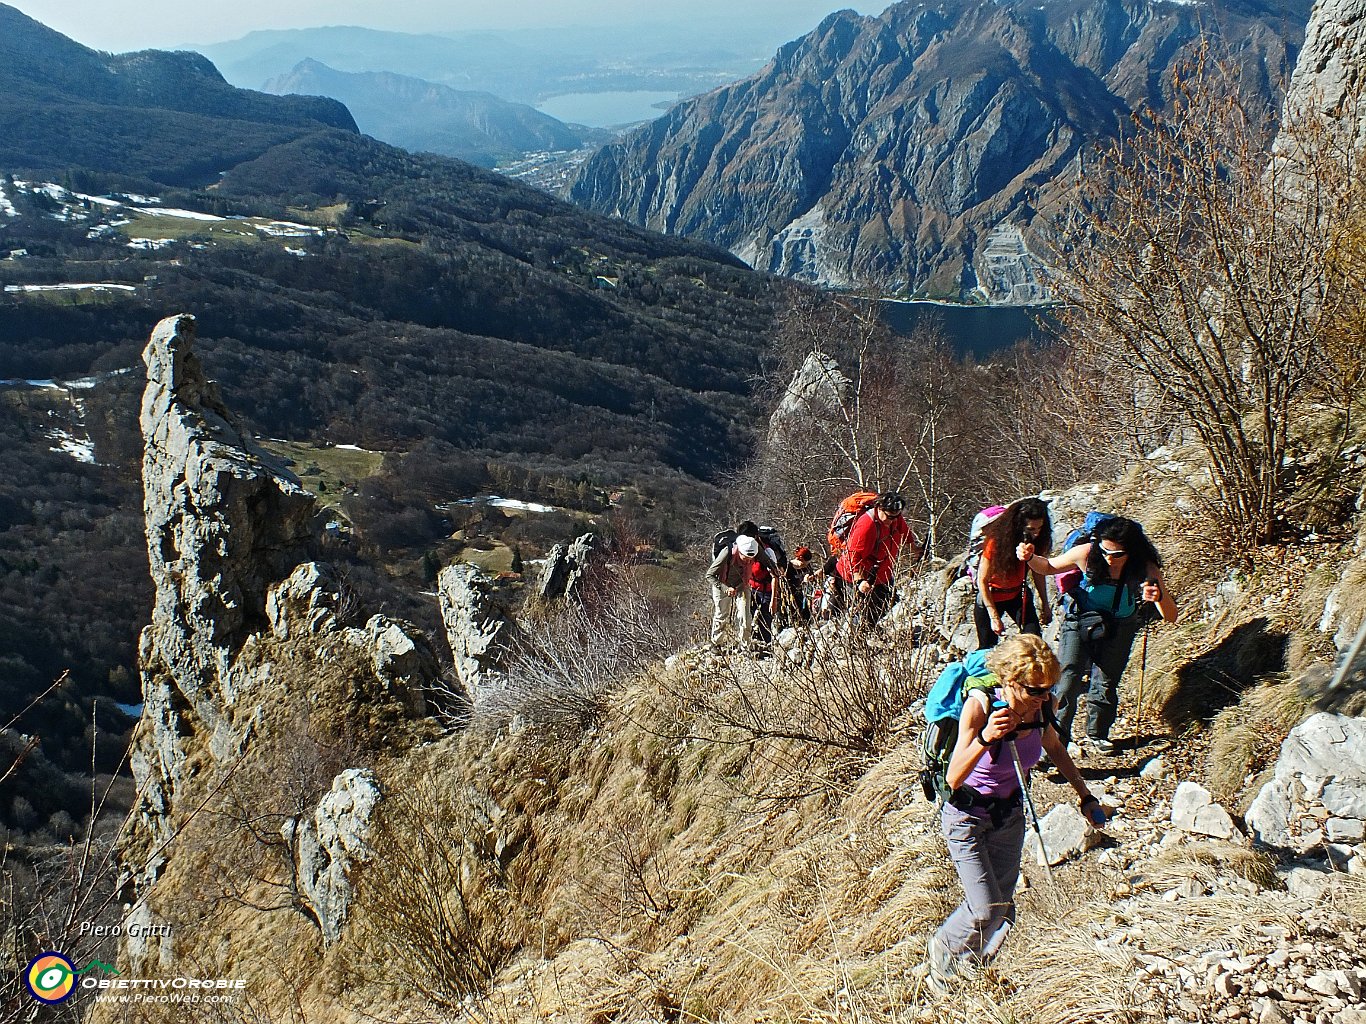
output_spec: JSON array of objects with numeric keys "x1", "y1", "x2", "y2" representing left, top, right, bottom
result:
[
  {"x1": 555, "y1": 806, "x2": 681, "y2": 947},
  {"x1": 653, "y1": 626, "x2": 941, "y2": 805},
  {"x1": 353, "y1": 772, "x2": 512, "y2": 1013},
  {"x1": 1053, "y1": 46, "x2": 1366, "y2": 549},
  {"x1": 757, "y1": 290, "x2": 979, "y2": 556},
  {"x1": 176, "y1": 711, "x2": 370, "y2": 927},
  {"x1": 751, "y1": 290, "x2": 1118, "y2": 564},
  {"x1": 477, "y1": 566, "x2": 688, "y2": 731},
  {"x1": 0, "y1": 827, "x2": 127, "y2": 1024}
]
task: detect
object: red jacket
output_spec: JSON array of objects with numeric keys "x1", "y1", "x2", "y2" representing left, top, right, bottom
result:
[{"x1": 837, "y1": 511, "x2": 913, "y2": 587}]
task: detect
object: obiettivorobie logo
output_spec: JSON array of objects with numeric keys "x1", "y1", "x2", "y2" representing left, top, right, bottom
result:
[
  {"x1": 23, "y1": 952, "x2": 118, "y2": 1004},
  {"x1": 23, "y1": 952, "x2": 246, "y2": 1006}
]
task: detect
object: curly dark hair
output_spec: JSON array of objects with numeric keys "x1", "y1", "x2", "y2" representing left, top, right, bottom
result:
[
  {"x1": 1084, "y1": 517, "x2": 1162, "y2": 583},
  {"x1": 981, "y1": 497, "x2": 1053, "y2": 576}
]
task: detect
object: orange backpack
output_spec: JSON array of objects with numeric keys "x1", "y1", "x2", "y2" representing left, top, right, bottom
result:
[{"x1": 827, "y1": 490, "x2": 880, "y2": 555}]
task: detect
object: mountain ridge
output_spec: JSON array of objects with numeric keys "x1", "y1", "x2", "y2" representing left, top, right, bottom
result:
[
  {"x1": 0, "y1": 3, "x2": 354, "y2": 129},
  {"x1": 568, "y1": 0, "x2": 1310, "y2": 299},
  {"x1": 261, "y1": 58, "x2": 603, "y2": 166}
]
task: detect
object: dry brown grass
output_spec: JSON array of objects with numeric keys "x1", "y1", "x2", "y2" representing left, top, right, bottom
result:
[
  {"x1": 1205, "y1": 680, "x2": 1314, "y2": 806},
  {"x1": 1141, "y1": 841, "x2": 1281, "y2": 893}
]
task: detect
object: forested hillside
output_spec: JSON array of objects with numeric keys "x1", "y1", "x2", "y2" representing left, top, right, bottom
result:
[{"x1": 0, "y1": 5, "x2": 787, "y2": 845}]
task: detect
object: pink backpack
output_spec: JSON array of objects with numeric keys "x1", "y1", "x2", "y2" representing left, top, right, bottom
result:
[{"x1": 962, "y1": 505, "x2": 1007, "y2": 582}]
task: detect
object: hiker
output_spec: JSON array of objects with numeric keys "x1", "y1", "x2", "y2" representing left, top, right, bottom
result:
[
  {"x1": 928, "y1": 634, "x2": 1100, "y2": 989},
  {"x1": 706, "y1": 532, "x2": 780, "y2": 650},
  {"x1": 975, "y1": 498, "x2": 1053, "y2": 649},
  {"x1": 1023, "y1": 516, "x2": 1178, "y2": 753},
  {"x1": 834, "y1": 492, "x2": 921, "y2": 626},
  {"x1": 776, "y1": 545, "x2": 816, "y2": 627},
  {"x1": 748, "y1": 537, "x2": 785, "y2": 650}
]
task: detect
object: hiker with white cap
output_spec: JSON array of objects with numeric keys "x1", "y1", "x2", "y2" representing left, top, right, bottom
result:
[{"x1": 706, "y1": 529, "x2": 780, "y2": 650}]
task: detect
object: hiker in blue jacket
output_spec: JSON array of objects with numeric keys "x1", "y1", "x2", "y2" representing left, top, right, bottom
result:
[
  {"x1": 1023, "y1": 517, "x2": 1178, "y2": 753},
  {"x1": 928, "y1": 634, "x2": 1098, "y2": 990}
]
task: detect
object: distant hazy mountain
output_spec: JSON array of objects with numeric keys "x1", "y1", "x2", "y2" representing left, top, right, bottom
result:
[
  {"x1": 0, "y1": 4, "x2": 783, "y2": 794},
  {"x1": 262, "y1": 59, "x2": 607, "y2": 166},
  {"x1": 0, "y1": 2, "x2": 355, "y2": 184},
  {"x1": 199, "y1": 26, "x2": 566, "y2": 102},
  {"x1": 197, "y1": 25, "x2": 760, "y2": 106},
  {"x1": 568, "y1": 0, "x2": 1312, "y2": 301}
]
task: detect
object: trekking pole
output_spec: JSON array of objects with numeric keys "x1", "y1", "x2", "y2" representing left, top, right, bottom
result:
[
  {"x1": 1328, "y1": 615, "x2": 1366, "y2": 695},
  {"x1": 1008, "y1": 739, "x2": 1055, "y2": 884},
  {"x1": 1136, "y1": 622, "x2": 1150, "y2": 721}
]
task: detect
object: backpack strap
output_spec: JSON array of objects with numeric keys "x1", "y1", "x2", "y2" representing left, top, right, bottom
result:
[{"x1": 1044, "y1": 695, "x2": 1061, "y2": 736}]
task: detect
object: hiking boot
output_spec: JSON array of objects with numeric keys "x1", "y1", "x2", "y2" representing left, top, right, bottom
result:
[
  {"x1": 925, "y1": 967, "x2": 952, "y2": 996},
  {"x1": 926, "y1": 933, "x2": 957, "y2": 991},
  {"x1": 1089, "y1": 736, "x2": 1117, "y2": 756}
]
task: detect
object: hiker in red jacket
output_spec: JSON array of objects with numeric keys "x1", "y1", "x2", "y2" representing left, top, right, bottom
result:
[{"x1": 835, "y1": 492, "x2": 922, "y2": 627}]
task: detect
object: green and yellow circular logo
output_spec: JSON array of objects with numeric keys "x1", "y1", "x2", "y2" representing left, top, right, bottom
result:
[{"x1": 25, "y1": 952, "x2": 77, "y2": 1003}]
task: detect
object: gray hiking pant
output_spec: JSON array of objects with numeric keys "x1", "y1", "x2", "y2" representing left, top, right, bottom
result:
[
  {"x1": 935, "y1": 801, "x2": 1024, "y2": 965},
  {"x1": 1053, "y1": 610, "x2": 1142, "y2": 742}
]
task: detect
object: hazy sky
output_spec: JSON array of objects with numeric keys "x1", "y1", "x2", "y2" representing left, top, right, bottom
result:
[{"x1": 12, "y1": 1, "x2": 890, "y2": 53}]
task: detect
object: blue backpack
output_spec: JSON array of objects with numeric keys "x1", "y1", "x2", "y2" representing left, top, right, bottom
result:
[
  {"x1": 1055, "y1": 511, "x2": 1118, "y2": 597},
  {"x1": 918, "y1": 650, "x2": 998, "y2": 802}
]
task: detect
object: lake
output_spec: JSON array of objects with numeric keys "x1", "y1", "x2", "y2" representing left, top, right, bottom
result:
[
  {"x1": 877, "y1": 300, "x2": 1058, "y2": 358},
  {"x1": 536, "y1": 90, "x2": 680, "y2": 128}
]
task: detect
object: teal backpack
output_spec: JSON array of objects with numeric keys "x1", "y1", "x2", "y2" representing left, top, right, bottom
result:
[{"x1": 919, "y1": 650, "x2": 998, "y2": 803}]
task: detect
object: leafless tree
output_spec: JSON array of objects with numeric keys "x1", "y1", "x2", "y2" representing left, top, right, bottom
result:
[
  {"x1": 1051, "y1": 46, "x2": 1365, "y2": 549},
  {"x1": 758, "y1": 291, "x2": 981, "y2": 556}
]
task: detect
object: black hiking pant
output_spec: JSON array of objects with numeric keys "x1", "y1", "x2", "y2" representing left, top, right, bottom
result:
[{"x1": 973, "y1": 591, "x2": 1041, "y2": 650}]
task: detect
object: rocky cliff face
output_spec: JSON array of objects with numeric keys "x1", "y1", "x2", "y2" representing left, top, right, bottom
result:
[
  {"x1": 135, "y1": 313, "x2": 322, "y2": 854},
  {"x1": 128, "y1": 314, "x2": 442, "y2": 955},
  {"x1": 1282, "y1": 0, "x2": 1366, "y2": 150},
  {"x1": 569, "y1": 0, "x2": 1308, "y2": 300}
]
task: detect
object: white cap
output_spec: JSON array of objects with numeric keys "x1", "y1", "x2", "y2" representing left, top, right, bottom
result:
[{"x1": 735, "y1": 535, "x2": 760, "y2": 557}]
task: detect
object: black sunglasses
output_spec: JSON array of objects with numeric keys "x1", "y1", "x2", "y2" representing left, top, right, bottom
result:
[{"x1": 1019, "y1": 684, "x2": 1052, "y2": 697}]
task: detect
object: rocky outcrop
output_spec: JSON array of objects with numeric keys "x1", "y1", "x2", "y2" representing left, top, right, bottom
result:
[
  {"x1": 1171, "y1": 781, "x2": 1239, "y2": 841},
  {"x1": 1024, "y1": 802, "x2": 1102, "y2": 866},
  {"x1": 767, "y1": 352, "x2": 849, "y2": 446},
  {"x1": 1246, "y1": 713, "x2": 1366, "y2": 869},
  {"x1": 438, "y1": 562, "x2": 515, "y2": 697},
  {"x1": 290, "y1": 768, "x2": 383, "y2": 946},
  {"x1": 1283, "y1": 0, "x2": 1366, "y2": 123},
  {"x1": 129, "y1": 313, "x2": 440, "y2": 946},
  {"x1": 537, "y1": 532, "x2": 598, "y2": 604},
  {"x1": 569, "y1": 0, "x2": 1307, "y2": 299},
  {"x1": 135, "y1": 313, "x2": 319, "y2": 850}
]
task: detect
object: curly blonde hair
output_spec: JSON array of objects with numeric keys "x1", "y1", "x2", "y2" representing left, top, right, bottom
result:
[{"x1": 984, "y1": 634, "x2": 1061, "y2": 690}]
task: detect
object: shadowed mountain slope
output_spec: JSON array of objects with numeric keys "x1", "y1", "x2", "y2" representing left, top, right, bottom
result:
[
  {"x1": 568, "y1": 0, "x2": 1310, "y2": 300},
  {"x1": 262, "y1": 59, "x2": 605, "y2": 167}
]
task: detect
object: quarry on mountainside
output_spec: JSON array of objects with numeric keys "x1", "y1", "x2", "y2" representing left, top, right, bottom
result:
[{"x1": 568, "y1": 0, "x2": 1310, "y2": 300}]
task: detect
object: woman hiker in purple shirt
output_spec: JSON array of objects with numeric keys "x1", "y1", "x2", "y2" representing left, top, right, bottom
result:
[{"x1": 927, "y1": 634, "x2": 1103, "y2": 990}]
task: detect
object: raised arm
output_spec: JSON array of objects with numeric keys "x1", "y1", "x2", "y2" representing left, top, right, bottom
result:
[
  {"x1": 1025, "y1": 542, "x2": 1089, "y2": 577},
  {"x1": 977, "y1": 549, "x2": 1003, "y2": 635},
  {"x1": 946, "y1": 693, "x2": 1017, "y2": 791}
]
